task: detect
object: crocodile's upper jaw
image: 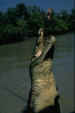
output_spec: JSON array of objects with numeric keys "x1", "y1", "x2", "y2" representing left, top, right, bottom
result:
[{"x1": 43, "y1": 36, "x2": 56, "y2": 60}]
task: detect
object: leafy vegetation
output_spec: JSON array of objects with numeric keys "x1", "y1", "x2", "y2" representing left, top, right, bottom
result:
[{"x1": 0, "y1": 3, "x2": 75, "y2": 44}]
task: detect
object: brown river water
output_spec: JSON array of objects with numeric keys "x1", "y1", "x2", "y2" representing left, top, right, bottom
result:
[{"x1": 0, "y1": 33, "x2": 74, "y2": 113}]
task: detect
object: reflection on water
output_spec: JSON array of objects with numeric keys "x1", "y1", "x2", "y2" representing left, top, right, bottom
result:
[{"x1": 0, "y1": 33, "x2": 74, "y2": 113}]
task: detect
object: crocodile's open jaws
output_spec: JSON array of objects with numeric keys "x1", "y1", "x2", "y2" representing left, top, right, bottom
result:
[
  {"x1": 25, "y1": 35, "x2": 61, "y2": 113},
  {"x1": 31, "y1": 36, "x2": 56, "y2": 67}
]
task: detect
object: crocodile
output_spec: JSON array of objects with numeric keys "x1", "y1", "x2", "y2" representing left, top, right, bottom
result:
[{"x1": 25, "y1": 33, "x2": 61, "y2": 113}]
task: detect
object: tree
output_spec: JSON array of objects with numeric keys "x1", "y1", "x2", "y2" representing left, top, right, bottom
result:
[
  {"x1": 16, "y1": 19, "x2": 29, "y2": 37},
  {"x1": 7, "y1": 8, "x2": 17, "y2": 25},
  {"x1": 71, "y1": 9, "x2": 75, "y2": 30},
  {"x1": 0, "y1": 11, "x2": 3, "y2": 23},
  {"x1": 16, "y1": 3, "x2": 28, "y2": 19}
]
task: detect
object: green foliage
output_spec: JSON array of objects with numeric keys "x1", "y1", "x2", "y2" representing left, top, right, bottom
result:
[
  {"x1": 70, "y1": 8, "x2": 75, "y2": 30},
  {"x1": 0, "y1": 3, "x2": 74, "y2": 44}
]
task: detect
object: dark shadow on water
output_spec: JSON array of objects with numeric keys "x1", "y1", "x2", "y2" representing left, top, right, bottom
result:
[
  {"x1": 69, "y1": 112, "x2": 75, "y2": 113},
  {"x1": 21, "y1": 109, "x2": 75, "y2": 113},
  {"x1": 21, "y1": 95, "x2": 61, "y2": 113}
]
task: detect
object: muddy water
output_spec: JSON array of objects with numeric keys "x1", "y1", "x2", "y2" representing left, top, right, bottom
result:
[{"x1": 0, "y1": 33, "x2": 74, "y2": 113}]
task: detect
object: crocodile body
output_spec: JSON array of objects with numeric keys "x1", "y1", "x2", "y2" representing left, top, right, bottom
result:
[{"x1": 26, "y1": 35, "x2": 61, "y2": 113}]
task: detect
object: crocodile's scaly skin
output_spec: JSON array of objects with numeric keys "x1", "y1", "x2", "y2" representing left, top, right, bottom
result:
[{"x1": 27, "y1": 35, "x2": 60, "y2": 113}]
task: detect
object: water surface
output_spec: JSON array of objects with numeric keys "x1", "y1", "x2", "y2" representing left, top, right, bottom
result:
[
  {"x1": 0, "y1": 33, "x2": 74, "y2": 113},
  {"x1": 53, "y1": 33, "x2": 74, "y2": 113}
]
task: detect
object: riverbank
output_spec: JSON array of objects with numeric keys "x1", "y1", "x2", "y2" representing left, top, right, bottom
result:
[
  {"x1": 0, "y1": 31, "x2": 74, "y2": 46},
  {"x1": 0, "y1": 4, "x2": 74, "y2": 46}
]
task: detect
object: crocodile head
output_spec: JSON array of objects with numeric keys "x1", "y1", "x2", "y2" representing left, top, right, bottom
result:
[{"x1": 31, "y1": 36, "x2": 56, "y2": 66}]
